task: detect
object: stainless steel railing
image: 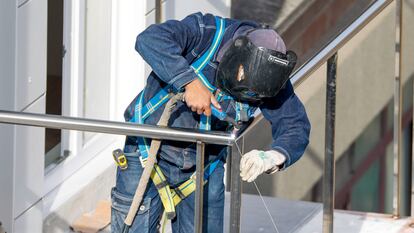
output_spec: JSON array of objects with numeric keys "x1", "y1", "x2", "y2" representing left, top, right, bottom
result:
[
  {"x1": 0, "y1": 110, "x2": 234, "y2": 145},
  {"x1": 0, "y1": 0, "x2": 406, "y2": 232},
  {"x1": 0, "y1": 110, "x2": 236, "y2": 233}
]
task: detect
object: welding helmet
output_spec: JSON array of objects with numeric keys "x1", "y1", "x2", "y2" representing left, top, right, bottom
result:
[{"x1": 216, "y1": 27, "x2": 297, "y2": 103}]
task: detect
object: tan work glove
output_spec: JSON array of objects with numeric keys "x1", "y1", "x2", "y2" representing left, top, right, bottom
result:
[{"x1": 240, "y1": 150, "x2": 286, "y2": 182}]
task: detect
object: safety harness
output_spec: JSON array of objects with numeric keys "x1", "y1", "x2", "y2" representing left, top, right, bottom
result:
[{"x1": 117, "y1": 16, "x2": 254, "y2": 229}]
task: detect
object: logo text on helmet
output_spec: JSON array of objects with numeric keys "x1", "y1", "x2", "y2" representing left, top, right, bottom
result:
[{"x1": 267, "y1": 55, "x2": 288, "y2": 65}]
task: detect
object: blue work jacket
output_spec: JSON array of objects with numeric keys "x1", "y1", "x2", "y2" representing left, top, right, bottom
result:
[{"x1": 124, "y1": 12, "x2": 310, "y2": 170}]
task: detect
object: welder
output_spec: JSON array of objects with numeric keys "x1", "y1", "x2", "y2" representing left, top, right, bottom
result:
[{"x1": 111, "y1": 12, "x2": 311, "y2": 233}]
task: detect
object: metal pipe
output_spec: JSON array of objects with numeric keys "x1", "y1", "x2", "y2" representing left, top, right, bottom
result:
[
  {"x1": 195, "y1": 141, "x2": 205, "y2": 233},
  {"x1": 393, "y1": 0, "x2": 409, "y2": 217},
  {"x1": 323, "y1": 53, "x2": 338, "y2": 233},
  {"x1": 225, "y1": 146, "x2": 232, "y2": 192},
  {"x1": 229, "y1": 139, "x2": 243, "y2": 233},
  {"x1": 290, "y1": 0, "x2": 392, "y2": 88},
  {"x1": 155, "y1": 0, "x2": 162, "y2": 24},
  {"x1": 0, "y1": 110, "x2": 235, "y2": 145}
]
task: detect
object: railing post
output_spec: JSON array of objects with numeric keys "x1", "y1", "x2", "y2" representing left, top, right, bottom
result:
[
  {"x1": 195, "y1": 141, "x2": 205, "y2": 233},
  {"x1": 229, "y1": 139, "x2": 243, "y2": 233},
  {"x1": 323, "y1": 53, "x2": 338, "y2": 233},
  {"x1": 155, "y1": 0, "x2": 162, "y2": 24},
  {"x1": 225, "y1": 146, "x2": 232, "y2": 192},
  {"x1": 393, "y1": 0, "x2": 410, "y2": 218}
]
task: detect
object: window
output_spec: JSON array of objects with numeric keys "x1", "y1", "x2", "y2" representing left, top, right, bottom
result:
[
  {"x1": 44, "y1": 0, "x2": 116, "y2": 192},
  {"x1": 44, "y1": 0, "x2": 146, "y2": 195},
  {"x1": 45, "y1": 0, "x2": 63, "y2": 169}
]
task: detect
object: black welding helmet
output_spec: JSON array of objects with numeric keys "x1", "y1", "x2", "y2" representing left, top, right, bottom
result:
[{"x1": 216, "y1": 28, "x2": 297, "y2": 103}]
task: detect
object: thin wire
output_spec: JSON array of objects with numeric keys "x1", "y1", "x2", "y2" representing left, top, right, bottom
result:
[
  {"x1": 234, "y1": 142, "x2": 280, "y2": 233},
  {"x1": 253, "y1": 181, "x2": 280, "y2": 233}
]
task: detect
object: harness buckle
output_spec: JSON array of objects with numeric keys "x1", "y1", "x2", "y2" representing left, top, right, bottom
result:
[
  {"x1": 155, "y1": 180, "x2": 169, "y2": 190},
  {"x1": 139, "y1": 156, "x2": 147, "y2": 167},
  {"x1": 174, "y1": 187, "x2": 187, "y2": 200},
  {"x1": 112, "y1": 149, "x2": 128, "y2": 170}
]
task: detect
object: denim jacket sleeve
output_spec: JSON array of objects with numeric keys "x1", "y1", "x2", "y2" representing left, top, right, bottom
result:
[
  {"x1": 135, "y1": 13, "x2": 202, "y2": 91},
  {"x1": 260, "y1": 81, "x2": 311, "y2": 169}
]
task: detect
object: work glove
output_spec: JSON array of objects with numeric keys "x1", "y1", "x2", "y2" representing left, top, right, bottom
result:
[{"x1": 240, "y1": 150, "x2": 286, "y2": 182}]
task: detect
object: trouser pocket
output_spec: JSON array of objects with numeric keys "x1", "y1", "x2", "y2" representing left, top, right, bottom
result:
[{"x1": 111, "y1": 188, "x2": 151, "y2": 233}]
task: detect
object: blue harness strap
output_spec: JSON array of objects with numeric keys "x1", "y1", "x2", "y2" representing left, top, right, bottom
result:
[
  {"x1": 192, "y1": 17, "x2": 225, "y2": 130},
  {"x1": 191, "y1": 16, "x2": 226, "y2": 93},
  {"x1": 130, "y1": 16, "x2": 241, "y2": 181},
  {"x1": 141, "y1": 86, "x2": 172, "y2": 120}
]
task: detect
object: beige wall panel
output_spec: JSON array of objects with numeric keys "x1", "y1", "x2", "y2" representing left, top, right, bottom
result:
[
  {"x1": 402, "y1": 0, "x2": 414, "y2": 84},
  {"x1": 273, "y1": 65, "x2": 327, "y2": 198},
  {"x1": 335, "y1": 2, "x2": 395, "y2": 157}
]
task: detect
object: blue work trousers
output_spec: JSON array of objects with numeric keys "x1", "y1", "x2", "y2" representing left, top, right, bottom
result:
[{"x1": 110, "y1": 150, "x2": 225, "y2": 233}]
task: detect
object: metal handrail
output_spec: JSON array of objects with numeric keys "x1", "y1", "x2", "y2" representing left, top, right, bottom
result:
[{"x1": 0, "y1": 110, "x2": 235, "y2": 145}]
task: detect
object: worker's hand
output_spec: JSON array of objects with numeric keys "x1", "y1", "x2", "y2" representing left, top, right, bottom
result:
[
  {"x1": 184, "y1": 79, "x2": 221, "y2": 116},
  {"x1": 240, "y1": 150, "x2": 286, "y2": 182}
]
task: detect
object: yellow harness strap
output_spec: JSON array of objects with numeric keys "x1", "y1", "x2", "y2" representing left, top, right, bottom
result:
[
  {"x1": 171, "y1": 175, "x2": 196, "y2": 206},
  {"x1": 150, "y1": 164, "x2": 206, "y2": 212},
  {"x1": 149, "y1": 164, "x2": 176, "y2": 219}
]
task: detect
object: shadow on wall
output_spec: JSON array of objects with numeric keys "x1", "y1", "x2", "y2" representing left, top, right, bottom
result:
[
  {"x1": 231, "y1": 0, "x2": 286, "y2": 25},
  {"x1": 43, "y1": 213, "x2": 72, "y2": 233}
]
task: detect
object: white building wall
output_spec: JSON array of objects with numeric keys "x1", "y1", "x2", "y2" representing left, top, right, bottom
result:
[
  {"x1": 1, "y1": 0, "x2": 46, "y2": 232},
  {"x1": 14, "y1": 201, "x2": 43, "y2": 233},
  {"x1": 0, "y1": 0, "x2": 16, "y2": 231},
  {"x1": 14, "y1": 0, "x2": 47, "y2": 219},
  {"x1": 15, "y1": 0, "x2": 47, "y2": 111},
  {"x1": 14, "y1": 95, "x2": 45, "y2": 222}
]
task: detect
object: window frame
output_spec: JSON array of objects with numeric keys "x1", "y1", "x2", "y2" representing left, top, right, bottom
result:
[
  {"x1": 44, "y1": 0, "x2": 146, "y2": 196},
  {"x1": 44, "y1": 0, "x2": 117, "y2": 194}
]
